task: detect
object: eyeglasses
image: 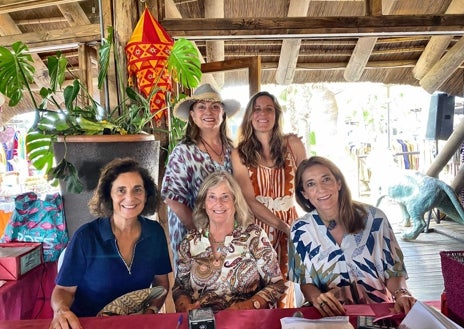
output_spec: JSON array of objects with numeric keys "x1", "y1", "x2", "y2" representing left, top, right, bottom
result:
[{"x1": 206, "y1": 194, "x2": 233, "y2": 204}]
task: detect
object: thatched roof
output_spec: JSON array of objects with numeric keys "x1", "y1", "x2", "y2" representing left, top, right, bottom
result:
[{"x1": 1, "y1": 0, "x2": 464, "y2": 124}]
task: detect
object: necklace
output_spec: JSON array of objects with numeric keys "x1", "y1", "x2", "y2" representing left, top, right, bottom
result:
[
  {"x1": 209, "y1": 231, "x2": 226, "y2": 253},
  {"x1": 200, "y1": 136, "x2": 224, "y2": 158},
  {"x1": 326, "y1": 220, "x2": 337, "y2": 231},
  {"x1": 114, "y1": 240, "x2": 135, "y2": 275}
]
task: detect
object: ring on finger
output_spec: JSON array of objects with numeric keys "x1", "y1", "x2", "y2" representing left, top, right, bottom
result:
[{"x1": 320, "y1": 301, "x2": 326, "y2": 308}]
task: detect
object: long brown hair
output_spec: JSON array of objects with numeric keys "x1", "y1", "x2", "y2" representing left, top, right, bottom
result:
[
  {"x1": 294, "y1": 156, "x2": 366, "y2": 233},
  {"x1": 236, "y1": 91, "x2": 286, "y2": 168}
]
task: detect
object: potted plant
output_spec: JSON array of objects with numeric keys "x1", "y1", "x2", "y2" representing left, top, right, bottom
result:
[{"x1": 0, "y1": 27, "x2": 201, "y2": 194}]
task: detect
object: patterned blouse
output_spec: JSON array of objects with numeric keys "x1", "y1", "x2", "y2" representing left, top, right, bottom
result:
[
  {"x1": 161, "y1": 142, "x2": 232, "y2": 268},
  {"x1": 248, "y1": 138, "x2": 298, "y2": 276},
  {"x1": 288, "y1": 205, "x2": 408, "y2": 304},
  {"x1": 172, "y1": 224, "x2": 286, "y2": 312}
]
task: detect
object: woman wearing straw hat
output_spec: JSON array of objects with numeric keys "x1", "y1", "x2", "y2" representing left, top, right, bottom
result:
[{"x1": 161, "y1": 84, "x2": 240, "y2": 271}]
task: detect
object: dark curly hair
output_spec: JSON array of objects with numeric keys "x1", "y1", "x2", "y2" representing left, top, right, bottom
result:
[{"x1": 88, "y1": 157, "x2": 159, "y2": 217}]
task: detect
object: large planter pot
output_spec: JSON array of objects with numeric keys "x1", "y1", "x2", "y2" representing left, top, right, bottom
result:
[{"x1": 53, "y1": 134, "x2": 160, "y2": 238}]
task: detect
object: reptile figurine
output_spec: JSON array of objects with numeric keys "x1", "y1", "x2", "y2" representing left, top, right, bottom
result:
[{"x1": 376, "y1": 171, "x2": 464, "y2": 240}]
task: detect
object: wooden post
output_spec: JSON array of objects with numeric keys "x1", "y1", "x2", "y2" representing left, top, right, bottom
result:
[{"x1": 426, "y1": 118, "x2": 464, "y2": 178}]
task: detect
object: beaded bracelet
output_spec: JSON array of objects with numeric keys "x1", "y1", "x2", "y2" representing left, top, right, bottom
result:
[{"x1": 393, "y1": 288, "x2": 411, "y2": 301}]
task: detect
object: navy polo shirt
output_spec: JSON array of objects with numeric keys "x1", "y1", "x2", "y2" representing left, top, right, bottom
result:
[{"x1": 56, "y1": 216, "x2": 172, "y2": 317}]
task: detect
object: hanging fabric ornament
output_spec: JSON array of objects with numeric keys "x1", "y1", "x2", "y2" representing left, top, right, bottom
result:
[{"x1": 125, "y1": 8, "x2": 174, "y2": 125}]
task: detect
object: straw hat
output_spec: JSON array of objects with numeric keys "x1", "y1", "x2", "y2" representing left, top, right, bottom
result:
[{"x1": 173, "y1": 84, "x2": 240, "y2": 121}]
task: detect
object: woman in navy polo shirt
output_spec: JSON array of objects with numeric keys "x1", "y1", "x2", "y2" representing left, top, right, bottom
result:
[{"x1": 50, "y1": 158, "x2": 172, "y2": 329}]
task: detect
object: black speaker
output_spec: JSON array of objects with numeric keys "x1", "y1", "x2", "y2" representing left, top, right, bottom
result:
[{"x1": 425, "y1": 93, "x2": 455, "y2": 140}]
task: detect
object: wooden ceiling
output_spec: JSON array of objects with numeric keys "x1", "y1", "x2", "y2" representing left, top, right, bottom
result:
[{"x1": 1, "y1": 0, "x2": 464, "y2": 123}]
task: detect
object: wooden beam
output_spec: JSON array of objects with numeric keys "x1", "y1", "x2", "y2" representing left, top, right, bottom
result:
[
  {"x1": 205, "y1": 0, "x2": 224, "y2": 87},
  {"x1": 0, "y1": 13, "x2": 50, "y2": 89},
  {"x1": 344, "y1": 37, "x2": 377, "y2": 81},
  {"x1": 382, "y1": 0, "x2": 398, "y2": 14},
  {"x1": 420, "y1": 35, "x2": 464, "y2": 93},
  {"x1": 413, "y1": 36, "x2": 455, "y2": 80},
  {"x1": 57, "y1": 2, "x2": 91, "y2": 26},
  {"x1": 112, "y1": 0, "x2": 138, "y2": 112},
  {"x1": 78, "y1": 44, "x2": 94, "y2": 105},
  {"x1": 365, "y1": 0, "x2": 382, "y2": 16},
  {"x1": 58, "y1": 2, "x2": 93, "y2": 93},
  {"x1": 0, "y1": 0, "x2": 82, "y2": 14},
  {"x1": 201, "y1": 57, "x2": 261, "y2": 96},
  {"x1": 275, "y1": 0, "x2": 310, "y2": 85},
  {"x1": 413, "y1": 0, "x2": 464, "y2": 80},
  {"x1": 160, "y1": 15, "x2": 464, "y2": 39},
  {"x1": 261, "y1": 60, "x2": 418, "y2": 71},
  {"x1": 0, "y1": 14, "x2": 25, "y2": 35},
  {"x1": 164, "y1": 0, "x2": 218, "y2": 87},
  {"x1": 343, "y1": 0, "x2": 395, "y2": 82},
  {"x1": 426, "y1": 119, "x2": 464, "y2": 178},
  {"x1": 0, "y1": 23, "x2": 101, "y2": 47}
]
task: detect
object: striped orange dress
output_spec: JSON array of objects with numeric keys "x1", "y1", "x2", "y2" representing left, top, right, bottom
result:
[{"x1": 248, "y1": 141, "x2": 298, "y2": 307}]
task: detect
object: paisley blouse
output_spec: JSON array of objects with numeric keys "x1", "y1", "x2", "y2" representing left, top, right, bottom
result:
[
  {"x1": 172, "y1": 224, "x2": 286, "y2": 312},
  {"x1": 161, "y1": 142, "x2": 232, "y2": 268}
]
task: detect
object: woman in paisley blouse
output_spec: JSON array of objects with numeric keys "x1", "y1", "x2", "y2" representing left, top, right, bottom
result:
[
  {"x1": 161, "y1": 84, "x2": 240, "y2": 270},
  {"x1": 172, "y1": 171, "x2": 286, "y2": 312},
  {"x1": 288, "y1": 156, "x2": 416, "y2": 317}
]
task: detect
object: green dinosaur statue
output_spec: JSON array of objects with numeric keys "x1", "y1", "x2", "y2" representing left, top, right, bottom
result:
[{"x1": 376, "y1": 171, "x2": 464, "y2": 240}]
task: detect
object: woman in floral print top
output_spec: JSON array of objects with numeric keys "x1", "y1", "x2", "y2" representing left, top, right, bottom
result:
[
  {"x1": 161, "y1": 84, "x2": 240, "y2": 271},
  {"x1": 173, "y1": 171, "x2": 286, "y2": 312},
  {"x1": 288, "y1": 156, "x2": 416, "y2": 317}
]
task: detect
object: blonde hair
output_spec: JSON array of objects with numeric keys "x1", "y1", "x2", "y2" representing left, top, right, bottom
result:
[{"x1": 193, "y1": 171, "x2": 253, "y2": 230}]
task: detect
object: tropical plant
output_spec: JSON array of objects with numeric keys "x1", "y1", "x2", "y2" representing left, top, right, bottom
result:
[{"x1": 0, "y1": 27, "x2": 201, "y2": 193}]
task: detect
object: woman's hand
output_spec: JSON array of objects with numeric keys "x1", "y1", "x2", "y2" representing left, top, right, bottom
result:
[
  {"x1": 393, "y1": 289, "x2": 416, "y2": 314},
  {"x1": 313, "y1": 291, "x2": 346, "y2": 317},
  {"x1": 179, "y1": 300, "x2": 201, "y2": 312},
  {"x1": 175, "y1": 296, "x2": 201, "y2": 313},
  {"x1": 227, "y1": 300, "x2": 253, "y2": 310},
  {"x1": 49, "y1": 309, "x2": 82, "y2": 329}
]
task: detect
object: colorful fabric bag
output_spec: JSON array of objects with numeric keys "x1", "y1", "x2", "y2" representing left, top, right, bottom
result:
[{"x1": 1, "y1": 192, "x2": 68, "y2": 262}]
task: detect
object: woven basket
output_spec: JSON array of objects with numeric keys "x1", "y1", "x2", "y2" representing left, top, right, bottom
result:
[{"x1": 440, "y1": 250, "x2": 464, "y2": 326}]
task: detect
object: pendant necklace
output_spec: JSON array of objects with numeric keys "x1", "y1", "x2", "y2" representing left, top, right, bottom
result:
[
  {"x1": 326, "y1": 220, "x2": 337, "y2": 231},
  {"x1": 209, "y1": 231, "x2": 225, "y2": 253},
  {"x1": 200, "y1": 137, "x2": 224, "y2": 164}
]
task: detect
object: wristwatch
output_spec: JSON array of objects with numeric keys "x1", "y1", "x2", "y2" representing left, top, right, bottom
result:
[{"x1": 251, "y1": 298, "x2": 261, "y2": 309}]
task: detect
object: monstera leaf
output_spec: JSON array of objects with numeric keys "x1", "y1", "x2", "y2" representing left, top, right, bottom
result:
[
  {"x1": 168, "y1": 38, "x2": 202, "y2": 89},
  {"x1": 0, "y1": 42, "x2": 35, "y2": 107}
]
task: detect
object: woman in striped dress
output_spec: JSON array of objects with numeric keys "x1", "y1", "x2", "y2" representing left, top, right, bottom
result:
[{"x1": 231, "y1": 91, "x2": 306, "y2": 308}]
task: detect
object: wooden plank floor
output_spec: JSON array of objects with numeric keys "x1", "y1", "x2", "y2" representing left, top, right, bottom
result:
[{"x1": 378, "y1": 200, "x2": 464, "y2": 302}]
